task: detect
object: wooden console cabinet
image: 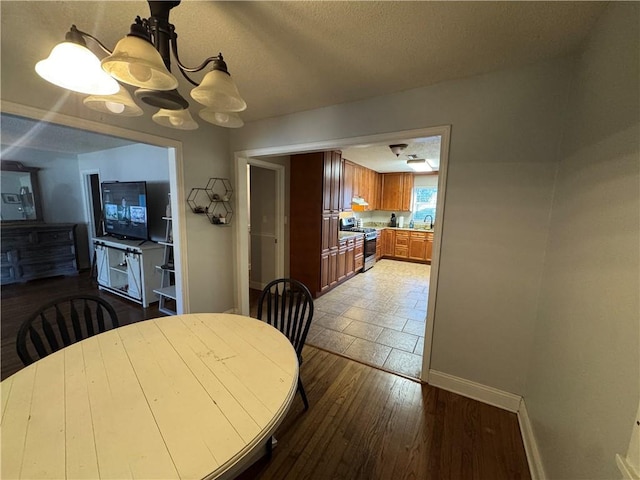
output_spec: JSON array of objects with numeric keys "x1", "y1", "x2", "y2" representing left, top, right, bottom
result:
[
  {"x1": 93, "y1": 237, "x2": 164, "y2": 307},
  {"x1": 1, "y1": 223, "x2": 78, "y2": 285}
]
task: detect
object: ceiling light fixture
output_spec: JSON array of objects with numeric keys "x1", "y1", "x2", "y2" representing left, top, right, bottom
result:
[
  {"x1": 389, "y1": 144, "x2": 408, "y2": 157},
  {"x1": 35, "y1": 1, "x2": 246, "y2": 130},
  {"x1": 406, "y1": 158, "x2": 433, "y2": 173}
]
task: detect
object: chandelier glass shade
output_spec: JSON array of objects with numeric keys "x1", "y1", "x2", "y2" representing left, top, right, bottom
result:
[
  {"x1": 152, "y1": 108, "x2": 198, "y2": 130},
  {"x1": 83, "y1": 85, "x2": 143, "y2": 116},
  {"x1": 35, "y1": 1, "x2": 246, "y2": 130},
  {"x1": 36, "y1": 42, "x2": 119, "y2": 95}
]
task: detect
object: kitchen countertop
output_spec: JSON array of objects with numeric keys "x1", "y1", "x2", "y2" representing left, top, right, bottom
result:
[
  {"x1": 371, "y1": 226, "x2": 434, "y2": 233},
  {"x1": 338, "y1": 231, "x2": 365, "y2": 239}
]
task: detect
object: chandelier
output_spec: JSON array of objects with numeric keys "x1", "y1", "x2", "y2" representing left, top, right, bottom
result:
[{"x1": 35, "y1": 1, "x2": 246, "y2": 130}]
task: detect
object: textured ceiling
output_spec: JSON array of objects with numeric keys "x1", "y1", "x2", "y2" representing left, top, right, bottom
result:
[
  {"x1": 0, "y1": 1, "x2": 607, "y2": 169},
  {"x1": 0, "y1": 114, "x2": 135, "y2": 156}
]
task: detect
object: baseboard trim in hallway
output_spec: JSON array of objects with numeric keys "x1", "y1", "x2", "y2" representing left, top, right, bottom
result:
[{"x1": 428, "y1": 369, "x2": 522, "y2": 412}]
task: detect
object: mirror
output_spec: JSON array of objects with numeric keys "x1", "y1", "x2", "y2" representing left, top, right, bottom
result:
[{"x1": 1, "y1": 161, "x2": 43, "y2": 222}]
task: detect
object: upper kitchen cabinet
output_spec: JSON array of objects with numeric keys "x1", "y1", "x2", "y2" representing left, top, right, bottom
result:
[
  {"x1": 341, "y1": 160, "x2": 354, "y2": 212},
  {"x1": 323, "y1": 151, "x2": 342, "y2": 213},
  {"x1": 381, "y1": 173, "x2": 414, "y2": 211},
  {"x1": 342, "y1": 160, "x2": 380, "y2": 211}
]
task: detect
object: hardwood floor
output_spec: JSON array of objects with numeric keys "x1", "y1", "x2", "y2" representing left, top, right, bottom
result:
[
  {"x1": 1, "y1": 273, "x2": 163, "y2": 380},
  {"x1": 239, "y1": 346, "x2": 531, "y2": 480},
  {"x1": 3, "y1": 278, "x2": 531, "y2": 479}
]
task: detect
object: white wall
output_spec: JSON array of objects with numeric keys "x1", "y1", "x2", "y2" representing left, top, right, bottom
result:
[
  {"x1": 231, "y1": 57, "x2": 572, "y2": 395},
  {"x1": 524, "y1": 4, "x2": 639, "y2": 478}
]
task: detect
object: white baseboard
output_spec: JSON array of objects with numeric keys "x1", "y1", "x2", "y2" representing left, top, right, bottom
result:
[
  {"x1": 223, "y1": 308, "x2": 238, "y2": 314},
  {"x1": 428, "y1": 370, "x2": 522, "y2": 412},
  {"x1": 250, "y1": 280, "x2": 266, "y2": 290},
  {"x1": 518, "y1": 398, "x2": 546, "y2": 480}
]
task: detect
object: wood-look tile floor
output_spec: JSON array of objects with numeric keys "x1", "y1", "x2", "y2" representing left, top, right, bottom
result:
[{"x1": 308, "y1": 259, "x2": 430, "y2": 379}]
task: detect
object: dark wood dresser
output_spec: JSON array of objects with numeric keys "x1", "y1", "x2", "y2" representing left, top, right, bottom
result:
[{"x1": 1, "y1": 223, "x2": 78, "y2": 285}]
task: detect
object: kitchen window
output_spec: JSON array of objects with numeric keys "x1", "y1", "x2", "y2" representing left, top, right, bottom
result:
[{"x1": 412, "y1": 186, "x2": 437, "y2": 224}]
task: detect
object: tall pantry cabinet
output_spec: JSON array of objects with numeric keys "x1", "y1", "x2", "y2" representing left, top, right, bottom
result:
[{"x1": 290, "y1": 151, "x2": 342, "y2": 297}]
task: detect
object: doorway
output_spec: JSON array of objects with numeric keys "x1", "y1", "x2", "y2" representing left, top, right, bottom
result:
[
  {"x1": 234, "y1": 125, "x2": 451, "y2": 383},
  {"x1": 1, "y1": 102, "x2": 188, "y2": 314}
]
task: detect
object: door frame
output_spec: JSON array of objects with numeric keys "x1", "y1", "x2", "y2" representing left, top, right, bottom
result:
[
  {"x1": 1, "y1": 100, "x2": 189, "y2": 314},
  {"x1": 234, "y1": 157, "x2": 285, "y2": 313},
  {"x1": 233, "y1": 125, "x2": 451, "y2": 383}
]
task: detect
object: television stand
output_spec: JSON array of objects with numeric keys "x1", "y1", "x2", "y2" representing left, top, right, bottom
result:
[{"x1": 93, "y1": 237, "x2": 163, "y2": 307}]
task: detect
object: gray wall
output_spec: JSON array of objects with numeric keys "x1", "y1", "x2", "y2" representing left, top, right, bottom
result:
[
  {"x1": 524, "y1": 4, "x2": 639, "y2": 478},
  {"x1": 231, "y1": 56, "x2": 572, "y2": 396}
]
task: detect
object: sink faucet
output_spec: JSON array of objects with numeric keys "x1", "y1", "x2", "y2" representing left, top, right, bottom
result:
[{"x1": 424, "y1": 215, "x2": 433, "y2": 228}]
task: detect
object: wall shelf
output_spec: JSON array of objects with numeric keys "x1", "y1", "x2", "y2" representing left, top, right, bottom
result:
[{"x1": 187, "y1": 177, "x2": 233, "y2": 225}]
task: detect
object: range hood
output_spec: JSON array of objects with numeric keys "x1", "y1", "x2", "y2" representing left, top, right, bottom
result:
[{"x1": 352, "y1": 196, "x2": 369, "y2": 206}]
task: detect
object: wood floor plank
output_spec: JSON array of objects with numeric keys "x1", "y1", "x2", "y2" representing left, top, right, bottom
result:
[{"x1": 237, "y1": 346, "x2": 531, "y2": 480}]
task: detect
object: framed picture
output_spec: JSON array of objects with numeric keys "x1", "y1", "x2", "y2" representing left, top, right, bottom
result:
[{"x1": 2, "y1": 193, "x2": 21, "y2": 204}]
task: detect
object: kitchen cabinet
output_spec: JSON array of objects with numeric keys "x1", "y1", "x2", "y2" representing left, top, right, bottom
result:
[
  {"x1": 381, "y1": 173, "x2": 414, "y2": 211},
  {"x1": 355, "y1": 236, "x2": 364, "y2": 271},
  {"x1": 426, "y1": 232, "x2": 434, "y2": 262},
  {"x1": 337, "y1": 240, "x2": 347, "y2": 282},
  {"x1": 323, "y1": 150, "x2": 342, "y2": 213},
  {"x1": 380, "y1": 228, "x2": 434, "y2": 264},
  {"x1": 341, "y1": 160, "x2": 354, "y2": 211},
  {"x1": 394, "y1": 231, "x2": 409, "y2": 258},
  {"x1": 375, "y1": 232, "x2": 382, "y2": 260},
  {"x1": 346, "y1": 237, "x2": 356, "y2": 277},
  {"x1": 408, "y1": 231, "x2": 428, "y2": 260},
  {"x1": 291, "y1": 151, "x2": 342, "y2": 297},
  {"x1": 382, "y1": 229, "x2": 395, "y2": 256}
]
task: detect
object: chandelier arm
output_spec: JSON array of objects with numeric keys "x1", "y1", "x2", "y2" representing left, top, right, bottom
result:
[
  {"x1": 72, "y1": 26, "x2": 113, "y2": 56},
  {"x1": 170, "y1": 36, "x2": 224, "y2": 74}
]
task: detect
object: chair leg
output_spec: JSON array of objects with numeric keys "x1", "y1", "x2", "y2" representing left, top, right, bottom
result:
[
  {"x1": 298, "y1": 377, "x2": 309, "y2": 411},
  {"x1": 266, "y1": 436, "x2": 273, "y2": 459}
]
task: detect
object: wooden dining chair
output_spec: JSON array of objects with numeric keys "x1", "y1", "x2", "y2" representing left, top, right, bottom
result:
[
  {"x1": 257, "y1": 278, "x2": 314, "y2": 411},
  {"x1": 16, "y1": 294, "x2": 119, "y2": 366}
]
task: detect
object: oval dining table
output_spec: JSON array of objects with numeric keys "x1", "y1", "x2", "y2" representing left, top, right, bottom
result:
[{"x1": 1, "y1": 313, "x2": 299, "y2": 479}]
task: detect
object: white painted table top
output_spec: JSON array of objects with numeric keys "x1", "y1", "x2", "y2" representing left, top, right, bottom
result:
[{"x1": 1, "y1": 313, "x2": 299, "y2": 479}]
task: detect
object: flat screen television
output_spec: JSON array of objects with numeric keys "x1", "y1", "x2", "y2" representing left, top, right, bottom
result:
[{"x1": 101, "y1": 181, "x2": 149, "y2": 240}]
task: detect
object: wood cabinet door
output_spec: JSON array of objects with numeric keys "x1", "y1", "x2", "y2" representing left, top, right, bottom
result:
[
  {"x1": 402, "y1": 173, "x2": 414, "y2": 211},
  {"x1": 346, "y1": 243, "x2": 355, "y2": 277},
  {"x1": 426, "y1": 232, "x2": 434, "y2": 262},
  {"x1": 320, "y1": 253, "x2": 330, "y2": 292},
  {"x1": 329, "y1": 250, "x2": 338, "y2": 287},
  {"x1": 337, "y1": 244, "x2": 346, "y2": 282},
  {"x1": 381, "y1": 173, "x2": 403, "y2": 210},
  {"x1": 342, "y1": 160, "x2": 354, "y2": 211},
  {"x1": 329, "y1": 214, "x2": 339, "y2": 250},
  {"x1": 383, "y1": 229, "x2": 395, "y2": 256},
  {"x1": 409, "y1": 236, "x2": 427, "y2": 260},
  {"x1": 321, "y1": 214, "x2": 331, "y2": 253},
  {"x1": 330, "y1": 151, "x2": 342, "y2": 212},
  {"x1": 322, "y1": 153, "x2": 332, "y2": 213}
]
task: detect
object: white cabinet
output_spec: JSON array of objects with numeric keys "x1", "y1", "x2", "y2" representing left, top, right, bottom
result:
[{"x1": 93, "y1": 238, "x2": 164, "y2": 307}]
